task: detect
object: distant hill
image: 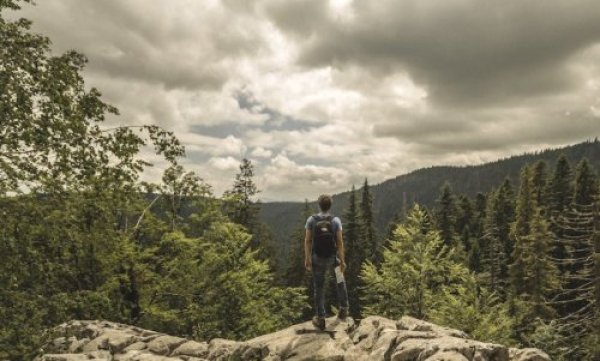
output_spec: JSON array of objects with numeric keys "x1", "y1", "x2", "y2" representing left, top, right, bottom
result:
[{"x1": 260, "y1": 139, "x2": 600, "y2": 249}]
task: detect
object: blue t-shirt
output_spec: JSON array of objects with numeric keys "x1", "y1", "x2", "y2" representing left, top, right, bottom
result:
[{"x1": 305, "y1": 212, "x2": 343, "y2": 234}]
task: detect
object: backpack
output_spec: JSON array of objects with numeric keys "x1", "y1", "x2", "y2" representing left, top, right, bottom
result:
[{"x1": 311, "y1": 214, "x2": 337, "y2": 257}]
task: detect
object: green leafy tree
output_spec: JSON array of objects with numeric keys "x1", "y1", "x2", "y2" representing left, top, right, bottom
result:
[
  {"x1": 0, "y1": 2, "x2": 183, "y2": 194},
  {"x1": 139, "y1": 223, "x2": 305, "y2": 340},
  {"x1": 160, "y1": 165, "x2": 211, "y2": 232}
]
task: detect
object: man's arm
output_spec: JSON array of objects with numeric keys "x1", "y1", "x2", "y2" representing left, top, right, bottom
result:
[
  {"x1": 304, "y1": 229, "x2": 312, "y2": 271},
  {"x1": 336, "y1": 229, "x2": 346, "y2": 273}
]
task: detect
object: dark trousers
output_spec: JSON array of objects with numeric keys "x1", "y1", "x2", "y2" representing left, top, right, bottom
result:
[{"x1": 312, "y1": 253, "x2": 349, "y2": 317}]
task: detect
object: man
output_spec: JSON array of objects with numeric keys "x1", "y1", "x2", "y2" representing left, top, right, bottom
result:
[{"x1": 304, "y1": 194, "x2": 350, "y2": 330}]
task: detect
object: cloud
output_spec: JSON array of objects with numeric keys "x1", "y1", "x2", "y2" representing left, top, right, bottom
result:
[
  {"x1": 13, "y1": 0, "x2": 600, "y2": 201},
  {"x1": 208, "y1": 156, "x2": 240, "y2": 171},
  {"x1": 259, "y1": 153, "x2": 351, "y2": 200},
  {"x1": 265, "y1": 0, "x2": 600, "y2": 106}
]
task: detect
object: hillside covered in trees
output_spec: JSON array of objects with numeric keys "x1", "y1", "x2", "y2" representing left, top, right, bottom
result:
[{"x1": 260, "y1": 139, "x2": 600, "y2": 246}]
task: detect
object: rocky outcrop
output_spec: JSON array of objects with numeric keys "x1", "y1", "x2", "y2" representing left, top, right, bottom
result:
[{"x1": 35, "y1": 316, "x2": 551, "y2": 361}]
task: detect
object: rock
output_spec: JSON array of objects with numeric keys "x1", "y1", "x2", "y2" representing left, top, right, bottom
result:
[
  {"x1": 171, "y1": 340, "x2": 208, "y2": 357},
  {"x1": 146, "y1": 335, "x2": 187, "y2": 355},
  {"x1": 509, "y1": 348, "x2": 552, "y2": 361},
  {"x1": 35, "y1": 317, "x2": 551, "y2": 361}
]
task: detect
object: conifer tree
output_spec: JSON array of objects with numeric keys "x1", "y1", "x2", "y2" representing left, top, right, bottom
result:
[
  {"x1": 509, "y1": 196, "x2": 558, "y2": 333},
  {"x1": 550, "y1": 159, "x2": 599, "y2": 359},
  {"x1": 548, "y1": 154, "x2": 574, "y2": 214},
  {"x1": 359, "y1": 178, "x2": 377, "y2": 263},
  {"x1": 284, "y1": 200, "x2": 311, "y2": 287},
  {"x1": 547, "y1": 155, "x2": 574, "y2": 274},
  {"x1": 509, "y1": 166, "x2": 536, "y2": 296},
  {"x1": 480, "y1": 189, "x2": 507, "y2": 293},
  {"x1": 469, "y1": 193, "x2": 487, "y2": 272},
  {"x1": 361, "y1": 205, "x2": 457, "y2": 319},
  {"x1": 223, "y1": 158, "x2": 260, "y2": 231},
  {"x1": 531, "y1": 160, "x2": 549, "y2": 211},
  {"x1": 434, "y1": 182, "x2": 458, "y2": 248},
  {"x1": 497, "y1": 178, "x2": 516, "y2": 264},
  {"x1": 479, "y1": 178, "x2": 515, "y2": 293},
  {"x1": 343, "y1": 185, "x2": 363, "y2": 318}
]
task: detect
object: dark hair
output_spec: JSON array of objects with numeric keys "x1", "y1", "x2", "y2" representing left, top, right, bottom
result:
[{"x1": 318, "y1": 194, "x2": 332, "y2": 212}]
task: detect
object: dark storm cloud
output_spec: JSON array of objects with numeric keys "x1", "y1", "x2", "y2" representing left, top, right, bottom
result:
[
  {"x1": 264, "y1": 0, "x2": 600, "y2": 106},
  {"x1": 17, "y1": 0, "x2": 267, "y2": 91}
]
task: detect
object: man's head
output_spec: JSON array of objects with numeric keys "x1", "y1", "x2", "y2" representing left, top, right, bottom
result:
[{"x1": 318, "y1": 194, "x2": 332, "y2": 212}]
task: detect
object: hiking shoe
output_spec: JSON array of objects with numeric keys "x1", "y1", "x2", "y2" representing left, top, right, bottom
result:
[
  {"x1": 337, "y1": 307, "x2": 348, "y2": 320},
  {"x1": 312, "y1": 316, "x2": 325, "y2": 330}
]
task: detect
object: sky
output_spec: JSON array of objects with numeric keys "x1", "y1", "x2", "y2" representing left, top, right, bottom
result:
[{"x1": 12, "y1": 0, "x2": 600, "y2": 201}]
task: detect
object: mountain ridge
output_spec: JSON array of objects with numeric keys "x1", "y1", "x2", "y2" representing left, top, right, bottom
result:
[{"x1": 260, "y1": 139, "x2": 600, "y2": 246}]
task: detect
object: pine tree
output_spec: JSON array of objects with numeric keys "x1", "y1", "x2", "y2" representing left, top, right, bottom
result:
[
  {"x1": 510, "y1": 166, "x2": 536, "y2": 296},
  {"x1": 531, "y1": 160, "x2": 549, "y2": 211},
  {"x1": 548, "y1": 155, "x2": 574, "y2": 274},
  {"x1": 223, "y1": 158, "x2": 260, "y2": 232},
  {"x1": 361, "y1": 205, "x2": 458, "y2": 319},
  {"x1": 343, "y1": 185, "x2": 363, "y2": 318},
  {"x1": 548, "y1": 154, "x2": 574, "y2": 214},
  {"x1": 497, "y1": 178, "x2": 516, "y2": 266},
  {"x1": 479, "y1": 178, "x2": 515, "y2": 294},
  {"x1": 434, "y1": 182, "x2": 458, "y2": 248},
  {"x1": 359, "y1": 178, "x2": 377, "y2": 264},
  {"x1": 480, "y1": 189, "x2": 508, "y2": 294},
  {"x1": 469, "y1": 193, "x2": 487, "y2": 273},
  {"x1": 284, "y1": 200, "x2": 311, "y2": 287},
  {"x1": 550, "y1": 159, "x2": 599, "y2": 359}
]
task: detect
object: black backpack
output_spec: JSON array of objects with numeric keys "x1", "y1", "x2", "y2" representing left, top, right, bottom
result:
[{"x1": 312, "y1": 214, "x2": 337, "y2": 257}]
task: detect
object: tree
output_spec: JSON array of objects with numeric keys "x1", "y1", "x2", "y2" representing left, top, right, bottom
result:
[
  {"x1": 509, "y1": 206, "x2": 559, "y2": 337},
  {"x1": 359, "y1": 178, "x2": 377, "y2": 263},
  {"x1": 469, "y1": 193, "x2": 487, "y2": 273},
  {"x1": 160, "y1": 165, "x2": 211, "y2": 232},
  {"x1": 548, "y1": 154, "x2": 573, "y2": 215},
  {"x1": 284, "y1": 199, "x2": 311, "y2": 288},
  {"x1": 343, "y1": 185, "x2": 362, "y2": 318},
  {"x1": 361, "y1": 205, "x2": 462, "y2": 319},
  {"x1": 434, "y1": 182, "x2": 458, "y2": 248},
  {"x1": 548, "y1": 159, "x2": 599, "y2": 359},
  {"x1": 139, "y1": 223, "x2": 305, "y2": 340},
  {"x1": 0, "y1": 3, "x2": 183, "y2": 358},
  {"x1": 531, "y1": 160, "x2": 549, "y2": 211},
  {"x1": 548, "y1": 155, "x2": 574, "y2": 273},
  {"x1": 223, "y1": 158, "x2": 260, "y2": 232},
  {"x1": 361, "y1": 204, "x2": 516, "y2": 344},
  {"x1": 0, "y1": 1, "x2": 183, "y2": 194},
  {"x1": 480, "y1": 189, "x2": 507, "y2": 293},
  {"x1": 479, "y1": 180, "x2": 514, "y2": 295}
]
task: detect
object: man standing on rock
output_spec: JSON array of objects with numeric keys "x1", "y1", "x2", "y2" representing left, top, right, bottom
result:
[{"x1": 304, "y1": 194, "x2": 350, "y2": 330}]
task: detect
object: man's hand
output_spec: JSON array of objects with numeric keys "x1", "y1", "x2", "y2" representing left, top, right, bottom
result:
[
  {"x1": 340, "y1": 260, "x2": 346, "y2": 273},
  {"x1": 305, "y1": 258, "x2": 312, "y2": 272}
]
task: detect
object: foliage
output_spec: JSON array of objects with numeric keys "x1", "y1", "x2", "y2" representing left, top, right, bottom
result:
[{"x1": 361, "y1": 205, "x2": 463, "y2": 319}]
